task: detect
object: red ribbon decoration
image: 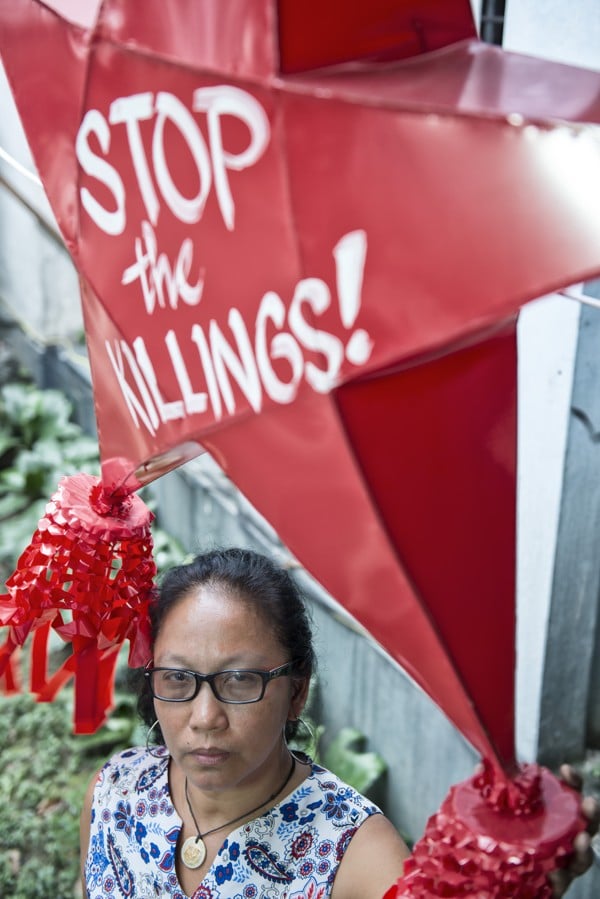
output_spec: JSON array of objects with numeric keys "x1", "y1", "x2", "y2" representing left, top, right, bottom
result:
[{"x1": 0, "y1": 473, "x2": 155, "y2": 733}]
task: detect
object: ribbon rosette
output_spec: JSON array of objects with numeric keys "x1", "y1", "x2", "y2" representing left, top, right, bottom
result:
[
  {"x1": 0, "y1": 473, "x2": 155, "y2": 733},
  {"x1": 385, "y1": 760, "x2": 586, "y2": 898}
]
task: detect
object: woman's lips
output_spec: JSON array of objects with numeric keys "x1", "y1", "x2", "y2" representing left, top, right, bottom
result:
[{"x1": 189, "y1": 748, "x2": 230, "y2": 766}]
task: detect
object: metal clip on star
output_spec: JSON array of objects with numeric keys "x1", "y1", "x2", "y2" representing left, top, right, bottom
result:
[{"x1": 0, "y1": 473, "x2": 155, "y2": 733}]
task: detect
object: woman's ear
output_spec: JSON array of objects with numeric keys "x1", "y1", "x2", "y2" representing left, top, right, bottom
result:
[{"x1": 289, "y1": 677, "x2": 310, "y2": 720}]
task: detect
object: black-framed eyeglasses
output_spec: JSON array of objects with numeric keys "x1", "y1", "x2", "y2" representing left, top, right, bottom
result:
[{"x1": 145, "y1": 661, "x2": 296, "y2": 704}]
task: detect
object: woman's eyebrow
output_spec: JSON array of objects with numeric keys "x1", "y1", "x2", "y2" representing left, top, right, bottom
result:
[{"x1": 154, "y1": 654, "x2": 261, "y2": 670}]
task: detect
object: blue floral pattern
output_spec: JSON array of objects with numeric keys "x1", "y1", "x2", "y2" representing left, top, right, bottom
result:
[{"x1": 84, "y1": 747, "x2": 380, "y2": 898}]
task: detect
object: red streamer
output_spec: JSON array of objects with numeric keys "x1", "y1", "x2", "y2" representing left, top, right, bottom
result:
[{"x1": 0, "y1": 473, "x2": 155, "y2": 732}]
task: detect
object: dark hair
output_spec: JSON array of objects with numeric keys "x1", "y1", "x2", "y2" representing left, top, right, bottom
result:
[{"x1": 137, "y1": 547, "x2": 315, "y2": 744}]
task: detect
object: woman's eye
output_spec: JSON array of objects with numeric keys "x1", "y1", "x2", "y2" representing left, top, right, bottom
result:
[
  {"x1": 163, "y1": 670, "x2": 189, "y2": 682},
  {"x1": 223, "y1": 670, "x2": 252, "y2": 684}
]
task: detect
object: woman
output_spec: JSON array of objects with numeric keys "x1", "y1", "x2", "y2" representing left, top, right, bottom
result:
[{"x1": 80, "y1": 548, "x2": 597, "y2": 899}]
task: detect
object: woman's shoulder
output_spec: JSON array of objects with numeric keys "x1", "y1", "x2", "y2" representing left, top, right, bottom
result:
[
  {"x1": 305, "y1": 760, "x2": 382, "y2": 810},
  {"x1": 93, "y1": 745, "x2": 170, "y2": 800},
  {"x1": 102, "y1": 743, "x2": 169, "y2": 768},
  {"x1": 304, "y1": 762, "x2": 410, "y2": 899},
  {"x1": 97, "y1": 744, "x2": 158, "y2": 772},
  {"x1": 279, "y1": 757, "x2": 383, "y2": 828}
]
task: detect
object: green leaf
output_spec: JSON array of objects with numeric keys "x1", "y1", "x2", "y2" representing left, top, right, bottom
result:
[
  {"x1": 0, "y1": 499, "x2": 46, "y2": 565},
  {"x1": 0, "y1": 432, "x2": 18, "y2": 458},
  {"x1": 0, "y1": 384, "x2": 76, "y2": 446},
  {"x1": 150, "y1": 527, "x2": 189, "y2": 575},
  {"x1": 0, "y1": 690, "x2": 109, "y2": 898},
  {"x1": 0, "y1": 492, "x2": 30, "y2": 520},
  {"x1": 58, "y1": 435, "x2": 100, "y2": 469},
  {"x1": 322, "y1": 727, "x2": 387, "y2": 796},
  {"x1": 0, "y1": 467, "x2": 26, "y2": 493}
]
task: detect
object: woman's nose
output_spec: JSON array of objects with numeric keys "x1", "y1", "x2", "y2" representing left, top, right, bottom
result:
[{"x1": 188, "y1": 681, "x2": 228, "y2": 729}]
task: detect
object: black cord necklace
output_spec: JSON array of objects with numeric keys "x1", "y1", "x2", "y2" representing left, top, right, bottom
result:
[{"x1": 181, "y1": 754, "x2": 296, "y2": 870}]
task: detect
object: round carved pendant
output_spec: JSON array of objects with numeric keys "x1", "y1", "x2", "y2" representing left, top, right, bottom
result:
[{"x1": 181, "y1": 835, "x2": 207, "y2": 869}]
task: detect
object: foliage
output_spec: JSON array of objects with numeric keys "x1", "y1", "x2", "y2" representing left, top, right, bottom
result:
[
  {"x1": 0, "y1": 689, "x2": 139, "y2": 899},
  {"x1": 0, "y1": 382, "x2": 100, "y2": 577},
  {"x1": 0, "y1": 380, "x2": 186, "y2": 582},
  {"x1": 322, "y1": 727, "x2": 388, "y2": 796},
  {"x1": 0, "y1": 376, "x2": 187, "y2": 895}
]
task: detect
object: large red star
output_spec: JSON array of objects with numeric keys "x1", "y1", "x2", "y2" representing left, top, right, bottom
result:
[{"x1": 2, "y1": 0, "x2": 600, "y2": 771}]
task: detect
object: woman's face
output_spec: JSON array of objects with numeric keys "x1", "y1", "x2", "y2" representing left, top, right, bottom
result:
[{"x1": 152, "y1": 583, "x2": 305, "y2": 794}]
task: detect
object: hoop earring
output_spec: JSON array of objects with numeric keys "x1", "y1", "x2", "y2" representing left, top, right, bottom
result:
[
  {"x1": 287, "y1": 716, "x2": 317, "y2": 764},
  {"x1": 295, "y1": 716, "x2": 316, "y2": 745},
  {"x1": 146, "y1": 719, "x2": 166, "y2": 758}
]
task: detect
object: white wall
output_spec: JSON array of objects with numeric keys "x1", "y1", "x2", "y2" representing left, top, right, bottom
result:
[
  {"x1": 503, "y1": 0, "x2": 600, "y2": 760},
  {"x1": 469, "y1": 0, "x2": 482, "y2": 34},
  {"x1": 504, "y1": 0, "x2": 600, "y2": 71}
]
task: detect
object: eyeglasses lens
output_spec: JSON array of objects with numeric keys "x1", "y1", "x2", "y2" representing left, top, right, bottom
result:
[
  {"x1": 215, "y1": 671, "x2": 264, "y2": 702},
  {"x1": 151, "y1": 669, "x2": 196, "y2": 701}
]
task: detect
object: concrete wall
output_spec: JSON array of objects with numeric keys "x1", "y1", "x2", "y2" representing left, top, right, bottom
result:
[{"x1": 0, "y1": 64, "x2": 82, "y2": 345}]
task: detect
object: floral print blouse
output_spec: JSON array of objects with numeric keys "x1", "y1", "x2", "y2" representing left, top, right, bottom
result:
[{"x1": 84, "y1": 746, "x2": 381, "y2": 899}]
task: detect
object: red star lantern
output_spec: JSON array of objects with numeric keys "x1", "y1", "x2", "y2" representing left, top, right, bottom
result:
[{"x1": 1, "y1": 1, "x2": 600, "y2": 893}]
